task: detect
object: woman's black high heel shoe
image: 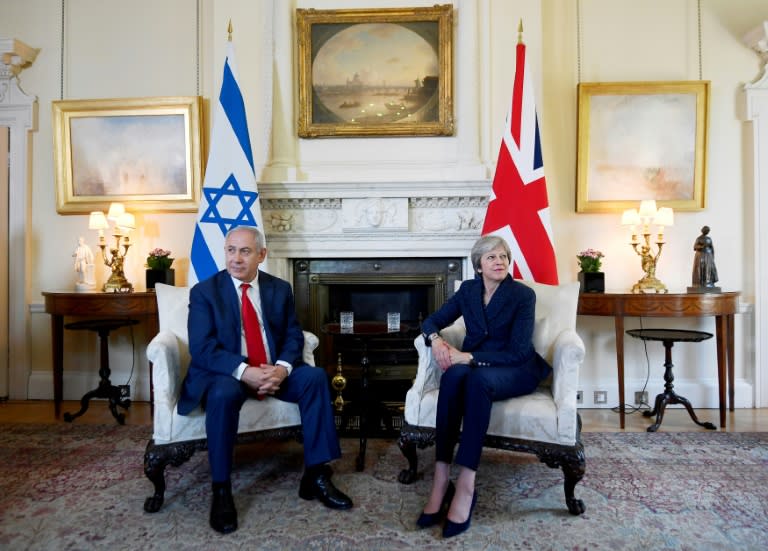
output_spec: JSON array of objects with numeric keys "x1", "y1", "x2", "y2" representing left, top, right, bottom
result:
[
  {"x1": 442, "y1": 490, "x2": 478, "y2": 538},
  {"x1": 416, "y1": 481, "x2": 456, "y2": 528}
]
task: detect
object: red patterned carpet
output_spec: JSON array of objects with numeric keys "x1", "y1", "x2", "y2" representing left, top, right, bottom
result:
[{"x1": 0, "y1": 424, "x2": 766, "y2": 550}]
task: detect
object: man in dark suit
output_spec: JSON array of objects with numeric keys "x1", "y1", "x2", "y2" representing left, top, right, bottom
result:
[{"x1": 178, "y1": 225, "x2": 352, "y2": 534}]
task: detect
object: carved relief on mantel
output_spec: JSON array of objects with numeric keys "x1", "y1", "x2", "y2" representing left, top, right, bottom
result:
[
  {"x1": 261, "y1": 194, "x2": 488, "y2": 236},
  {"x1": 262, "y1": 198, "x2": 341, "y2": 234},
  {"x1": 410, "y1": 196, "x2": 487, "y2": 232}
]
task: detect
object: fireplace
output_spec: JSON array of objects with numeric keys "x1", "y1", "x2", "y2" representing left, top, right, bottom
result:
[
  {"x1": 293, "y1": 257, "x2": 462, "y2": 367},
  {"x1": 292, "y1": 257, "x2": 462, "y2": 434}
]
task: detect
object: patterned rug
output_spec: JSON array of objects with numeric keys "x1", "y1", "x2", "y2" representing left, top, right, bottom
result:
[{"x1": 0, "y1": 424, "x2": 766, "y2": 550}]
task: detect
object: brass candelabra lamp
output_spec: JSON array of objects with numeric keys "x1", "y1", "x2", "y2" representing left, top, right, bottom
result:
[
  {"x1": 621, "y1": 200, "x2": 674, "y2": 294},
  {"x1": 89, "y1": 203, "x2": 136, "y2": 293}
]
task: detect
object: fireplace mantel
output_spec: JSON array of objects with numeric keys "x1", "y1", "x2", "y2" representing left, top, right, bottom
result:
[{"x1": 259, "y1": 178, "x2": 490, "y2": 282}]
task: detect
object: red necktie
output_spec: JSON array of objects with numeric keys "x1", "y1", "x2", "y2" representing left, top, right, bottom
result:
[{"x1": 240, "y1": 283, "x2": 267, "y2": 367}]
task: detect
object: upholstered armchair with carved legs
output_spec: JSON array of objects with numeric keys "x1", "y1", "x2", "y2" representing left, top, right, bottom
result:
[
  {"x1": 142, "y1": 284, "x2": 318, "y2": 513},
  {"x1": 398, "y1": 280, "x2": 586, "y2": 515}
]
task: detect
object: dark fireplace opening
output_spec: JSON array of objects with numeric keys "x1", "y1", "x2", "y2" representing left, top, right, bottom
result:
[
  {"x1": 293, "y1": 257, "x2": 463, "y2": 368},
  {"x1": 328, "y1": 284, "x2": 431, "y2": 328},
  {"x1": 293, "y1": 257, "x2": 462, "y2": 435}
]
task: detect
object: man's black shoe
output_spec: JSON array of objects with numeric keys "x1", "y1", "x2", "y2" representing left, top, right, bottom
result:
[
  {"x1": 299, "y1": 464, "x2": 353, "y2": 510},
  {"x1": 210, "y1": 481, "x2": 238, "y2": 534}
]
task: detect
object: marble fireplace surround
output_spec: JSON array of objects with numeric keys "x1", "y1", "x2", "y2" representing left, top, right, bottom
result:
[{"x1": 258, "y1": 179, "x2": 492, "y2": 283}]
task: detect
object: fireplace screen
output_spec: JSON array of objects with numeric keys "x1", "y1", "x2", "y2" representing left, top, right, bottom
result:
[
  {"x1": 293, "y1": 258, "x2": 463, "y2": 370},
  {"x1": 293, "y1": 257, "x2": 462, "y2": 434}
]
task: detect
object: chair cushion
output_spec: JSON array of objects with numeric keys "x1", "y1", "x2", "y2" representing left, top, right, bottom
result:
[
  {"x1": 406, "y1": 386, "x2": 563, "y2": 445},
  {"x1": 154, "y1": 283, "x2": 190, "y2": 346},
  {"x1": 519, "y1": 280, "x2": 580, "y2": 362},
  {"x1": 155, "y1": 397, "x2": 302, "y2": 445}
]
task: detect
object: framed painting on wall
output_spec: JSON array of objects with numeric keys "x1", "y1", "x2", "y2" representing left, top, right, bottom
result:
[
  {"x1": 576, "y1": 81, "x2": 709, "y2": 213},
  {"x1": 53, "y1": 96, "x2": 204, "y2": 214},
  {"x1": 296, "y1": 4, "x2": 454, "y2": 138}
]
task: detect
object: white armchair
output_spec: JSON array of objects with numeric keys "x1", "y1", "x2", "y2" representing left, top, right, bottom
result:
[
  {"x1": 398, "y1": 280, "x2": 586, "y2": 515},
  {"x1": 143, "y1": 284, "x2": 318, "y2": 513}
]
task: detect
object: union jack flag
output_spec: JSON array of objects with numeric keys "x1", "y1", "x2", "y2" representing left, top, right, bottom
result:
[{"x1": 482, "y1": 38, "x2": 558, "y2": 284}]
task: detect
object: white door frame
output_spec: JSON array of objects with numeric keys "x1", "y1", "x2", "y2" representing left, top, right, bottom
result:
[{"x1": 0, "y1": 41, "x2": 38, "y2": 399}]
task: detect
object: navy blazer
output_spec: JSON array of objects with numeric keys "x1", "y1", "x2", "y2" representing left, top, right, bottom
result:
[
  {"x1": 421, "y1": 274, "x2": 551, "y2": 380},
  {"x1": 177, "y1": 269, "x2": 306, "y2": 415}
]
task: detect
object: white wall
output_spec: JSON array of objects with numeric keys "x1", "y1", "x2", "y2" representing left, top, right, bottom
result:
[{"x1": 2, "y1": 0, "x2": 767, "y2": 410}]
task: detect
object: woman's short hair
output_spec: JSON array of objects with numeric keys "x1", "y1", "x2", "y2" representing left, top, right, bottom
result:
[
  {"x1": 471, "y1": 235, "x2": 511, "y2": 272},
  {"x1": 225, "y1": 225, "x2": 266, "y2": 249}
]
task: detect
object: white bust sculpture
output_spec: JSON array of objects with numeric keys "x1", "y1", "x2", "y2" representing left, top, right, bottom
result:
[{"x1": 73, "y1": 237, "x2": 96, "y2": 291}]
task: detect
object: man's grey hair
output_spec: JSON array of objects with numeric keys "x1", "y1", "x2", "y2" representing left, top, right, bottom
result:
[
  {"x1": 225, "y1": 225, "x2": 266, "y2": 249},
  {"x1": 470, "y1": 235, "x2": 511, "y2": 272}
]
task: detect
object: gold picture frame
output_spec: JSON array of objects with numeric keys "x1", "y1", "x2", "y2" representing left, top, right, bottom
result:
[
  {"x1": 53, "y1": 96, "x2": 204, "y2": 214},
  {"x1": 576, "y1": 81, "x2": 709, "y2": 213},
  {"x1": 296, "y1": 5, "x2": 454, "y2": 138}
]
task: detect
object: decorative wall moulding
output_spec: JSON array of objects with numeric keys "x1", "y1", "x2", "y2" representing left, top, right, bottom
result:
[
  {"x1": 743, "y1": 21, "x2": 768, "y2": 59},
  {"x1": 0, "y1": 38, "x2": 39, "y2": 79}
]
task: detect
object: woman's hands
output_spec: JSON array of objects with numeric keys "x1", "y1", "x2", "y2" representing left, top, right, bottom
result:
[{"x1": 432, "y1": 337, "x2": 474, "y2": 372}]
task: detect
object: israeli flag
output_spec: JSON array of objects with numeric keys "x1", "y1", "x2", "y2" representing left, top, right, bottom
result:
[{"x1": 189, "y1": 40, "x2": 266, "y2": 285}]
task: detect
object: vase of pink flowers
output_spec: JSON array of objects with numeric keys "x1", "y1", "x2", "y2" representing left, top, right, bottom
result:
[
  {"x1": 145, "y1": 248, "x2": 175, "y2": 289},
  {"x1": 577, "y1": 249, "x2": 605, "y2": 293}
]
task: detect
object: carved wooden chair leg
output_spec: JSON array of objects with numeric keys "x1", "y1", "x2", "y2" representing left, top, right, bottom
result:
[
  {"x1": 143, "y1": 441, "x2": 197, "y2": 513},
  {"x1": 397, "y1": 437, "x2": 419, "y2": 484},
  {"x1": 562, "y1": 454, "x2": 586, "y2": 516}
]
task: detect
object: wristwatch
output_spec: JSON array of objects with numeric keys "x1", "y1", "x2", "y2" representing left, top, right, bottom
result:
[{"x1": 423, "y1": 332, "x2": 440, "y2": 346}]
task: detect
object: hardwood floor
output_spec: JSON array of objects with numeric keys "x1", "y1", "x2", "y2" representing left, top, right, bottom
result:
[{"x1": 1, "y1": 399, "x2": 767, "y2": 432}]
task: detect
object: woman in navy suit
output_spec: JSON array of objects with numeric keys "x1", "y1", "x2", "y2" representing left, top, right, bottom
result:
[{"x1": 416, "y1": 235, "x2": 552, "y2": 538}]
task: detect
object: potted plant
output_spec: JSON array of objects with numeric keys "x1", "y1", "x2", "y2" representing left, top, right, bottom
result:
[
  {"x1": 577, "y1": 248, "x2": 605, "y2": 293},
  {"x1": 145, "y1": 248, "x2": 175, "y2": 289}
]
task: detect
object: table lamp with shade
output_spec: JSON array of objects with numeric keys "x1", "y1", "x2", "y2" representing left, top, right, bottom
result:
[
  {"x1": 88, "y1": 202, "x2": 135, "y2": 292},
  {"x1": 621, "y1": 199, "x2": 674, "y2": 294}
]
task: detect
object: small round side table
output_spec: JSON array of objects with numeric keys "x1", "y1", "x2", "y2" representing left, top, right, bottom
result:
[
  {"x1": 63, "y1": 318, "x2": 139, "y2": 424},
  {"x1": 626, "y1": 328, "x2": 717, "y2": 432}
]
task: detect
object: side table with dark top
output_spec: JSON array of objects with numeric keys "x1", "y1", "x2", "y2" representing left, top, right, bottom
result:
[
  {"x1": 578, "y1": 291, "x2": 740, "y2": 428},
  {"x1": 626, "y1": 328, "x2": 717, "y2": 432},
  {"x1": 42, "y1": 291, "x2": 159, "y2": 418},
  {"x1": 322, "y1": 321, "x2": 411, "y2": 471}
]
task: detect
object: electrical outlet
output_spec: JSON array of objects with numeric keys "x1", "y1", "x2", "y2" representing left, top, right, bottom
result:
[
  {"x1": 576, "y1": 390, "x2": 583, "y2": 404},
  {"x1": 593, "y1": 390, "x2": 607, "y2": 404},
  {"x1": 118, "y1": 385, "x2": 130, "y2": 399},
  {"x1": 634, "y1": 391, "x2": 648, "y2": 405}
]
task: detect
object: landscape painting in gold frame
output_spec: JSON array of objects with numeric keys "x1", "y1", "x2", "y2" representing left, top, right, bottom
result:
[
  {"x1": 296, "y1": 4, "x2": 454, "y2": 138},
  {"x1": 53, "y1": 96, "x2": 204, "y2": 214},
  {"x1": 576, "y1": 81, "x2": 709, "y2": 213}
]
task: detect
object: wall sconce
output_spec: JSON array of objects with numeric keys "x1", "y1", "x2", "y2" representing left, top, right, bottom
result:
[
  {"x1": 88, "y1": 202, "x2": 135, "y2": 292},
  {"x1": 621, "y1": 199, "x2": 674, "y2": 294}
]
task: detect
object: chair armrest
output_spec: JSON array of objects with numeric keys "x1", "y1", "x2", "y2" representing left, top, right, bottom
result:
[
  {"x1": 412, "y1": 336, "x2": 442, "y2": 396},
  {"x1": 302, "y1": 330, "x2": 319, "y2": 366},
  {"x1": 146, "y1": 330, "x2": 183, "y2": 411},
  {"x1": 550, "y1": 328, "x2": 585, "y2": 441},
  {"x1": 410, "y1": 320, "x2": 467, "y2": 397}
]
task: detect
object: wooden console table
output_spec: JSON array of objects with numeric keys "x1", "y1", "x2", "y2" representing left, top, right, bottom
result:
[
  {"x1": 577, "y1": 291, "x2": 740, "y2": 429},
  {"x1": 42, "y1": 291, "x2": 159, "y2": 417}
]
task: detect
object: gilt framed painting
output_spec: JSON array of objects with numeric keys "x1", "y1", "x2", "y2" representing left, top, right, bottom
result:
[
  {"x1": 53, "y1": 96, "x2": 204, "y2": 214},
  {"x1": 296, "y1": 5, "x2": 454, "y2": 138},
  {"x1": 576, "y1": 81, "x2": 709, "y2": 213}
]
